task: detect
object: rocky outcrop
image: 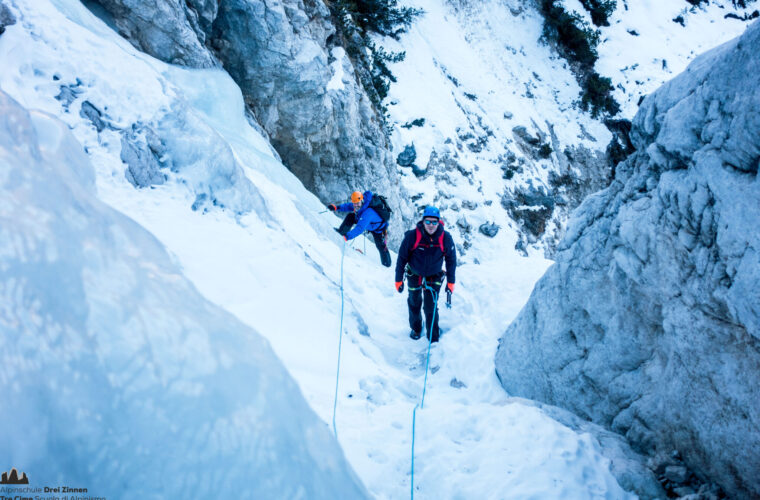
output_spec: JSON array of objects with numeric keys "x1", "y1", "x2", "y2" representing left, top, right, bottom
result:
[
  {"x1": 0, "y1": 1, "x2": 15, "y2": 35},
  {"x1": 210, "y1": 1, "x2": 400, "y2": 209},
  {"x1": 92, "y1": 0, "x2": 217, "y2": 67},
  {"x1": 86, "y1": 0, "x2": 410, "y2": 232},
  {"x1": 496, "y1": 20, "x2": 760, "y2": 498}
]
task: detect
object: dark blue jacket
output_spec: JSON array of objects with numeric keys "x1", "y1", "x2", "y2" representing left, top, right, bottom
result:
[
  {"x1": 395, "y1": 221, "x2": 456, "y2": 283},
  {"x1": 336, "y1": 191, "x2": 388, "y2": 240}
]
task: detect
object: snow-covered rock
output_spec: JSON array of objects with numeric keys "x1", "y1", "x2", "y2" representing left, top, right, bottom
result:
[
  {"x1": 496, "y1": 20, "x2": 760, "y2": 498},
  {"x1": 0, "y1": 90, "x2": 368, "y2": 498},
  {"x1": 85, "y1": 0, "x2": 411, "y2": 231}
]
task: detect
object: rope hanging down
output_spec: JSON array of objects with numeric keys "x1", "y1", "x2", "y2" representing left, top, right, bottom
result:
[
  {"x1": 410, "y1": 281, "x2": 439, "y2": 499},
  {"x1": 332, "y1": 241, "x2": 347, "y2": 436}
]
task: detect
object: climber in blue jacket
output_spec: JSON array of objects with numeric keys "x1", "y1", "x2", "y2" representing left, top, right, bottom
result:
[{"x1": 327, "y1": 190, "x2": 392, "y2": 267}]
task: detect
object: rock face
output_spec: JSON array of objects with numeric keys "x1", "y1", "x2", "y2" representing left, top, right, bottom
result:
[
  {"x1": 87, "y1": 0, "x2": 409, "y2": 232},
  {"x1": 0, "y1": 1, "x2": 16, "y2": 35},
  {"x1": 92, "y1": 0, "x2": 217, "y2": 67},
  {"x1": 496, "y1": 21, "x2": 760, "y2": 498}
]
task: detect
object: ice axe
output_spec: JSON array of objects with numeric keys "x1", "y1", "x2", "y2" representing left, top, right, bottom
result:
[{"x1": 445, "y1": 288, "x2": 452, "y2": 309}]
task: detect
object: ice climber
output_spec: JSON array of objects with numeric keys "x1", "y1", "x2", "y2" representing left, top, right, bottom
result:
[
  {"x1": 327, "y1": 190, "x2": 392, "y2": 267},
  {"x1": 394, "y1": 206, "x2": 456, "y2": 342}
]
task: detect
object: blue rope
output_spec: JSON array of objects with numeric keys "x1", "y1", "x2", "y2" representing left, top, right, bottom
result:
[
  {"x1": 332, "y1": 241, "x2": 346, "y2": 436},
  {"x1": 420, "y1": 284, "x2": 438, "y2": 409},
  {"x1": 410, "y1": 280, "x2": 440, "y2": 499}
]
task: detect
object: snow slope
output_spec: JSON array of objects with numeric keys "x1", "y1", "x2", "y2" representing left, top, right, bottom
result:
[
  {"x1": 0, "y1": 89, "x2": 367, "y2": 498},
  {"x1": 384, "y1": 0, "x2": 612, "y2": 256},
  {"x1": 594, "y1": 0, "x2": 756, "y2": 117},
  {"x1": 0, "y1": 0, "x2": 662, "y2": 497},
  {"x1": 382, "y1": 0, "x2": 754, "y2": 255}
]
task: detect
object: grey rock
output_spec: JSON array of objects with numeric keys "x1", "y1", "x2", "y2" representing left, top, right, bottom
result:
[
  {"x1": 514, "y1": 238, "x2": 528, "y2": 256},
  {"x1": 0, "y1": 1, "x2": 16, "y2": 36},
  {"x1": 512, "y1": 125, "x2": 541, "y2": 146},
  {"x1": 449, "y1": 378, "x2": 466, "y2": 389},
  {"x1": 664, "y1": 465, "x2": 689, "y2": 485},
  {"x1": 88, "y1": 0, "x2": 216, "y2": 67},
  {"x1": 397, "y1": 144, "x2": 417, "y2": 167},
  {"x1": 411, "y1": 163, "x2": 427, "y2": 178},
  {"x1": 496, "y1": 22, "x2": 760, "y2": 499},
  {"x1": 80, "y1": 100, "x2": 108, "y2": 132},
  {"x1": 121, "y1": 124, "x2": 167, "y2": 188},
  {"x1": 478, "y1": 222, "x2": 499, "y2": 237},
  {"x1": 457, "y1": 127, "x2": 488, "y2": 153},
  {"x1": 511, "y1": 124, "x2": 555, "y2": 163},
  {"x1": 501, "y1": 186, "x2": 555, "y2": 241},
  {"x1": 55, "y1": 83, "x2": 83, "y2": 108},
  {"x1": 456, "y1": 216, "x2": 472, "y2": 234},
  {"x1": 427, "y1": 148, "x2": 474, "y2": 187}
]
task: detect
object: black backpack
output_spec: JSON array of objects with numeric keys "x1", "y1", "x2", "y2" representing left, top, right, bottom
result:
[{"x1": 369, "y1": 194, "x2": 392, "y2": 223}]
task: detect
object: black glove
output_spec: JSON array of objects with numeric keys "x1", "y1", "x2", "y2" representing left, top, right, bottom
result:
[{"x1": 327, "y1": 203, "x2": 337, "y2": 211}]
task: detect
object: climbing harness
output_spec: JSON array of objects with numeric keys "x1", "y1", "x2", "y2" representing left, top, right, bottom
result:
[
  {"x1": 410, "y1": 279, "x2": 440, "y2": 499},
  {"x1": 331, "y1": 241, "x2": 346, "y2": 436}
]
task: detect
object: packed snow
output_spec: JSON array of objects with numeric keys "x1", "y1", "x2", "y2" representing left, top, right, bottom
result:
[{"x1": 6, "y1": 0, "x2": 749, "y2": 497}]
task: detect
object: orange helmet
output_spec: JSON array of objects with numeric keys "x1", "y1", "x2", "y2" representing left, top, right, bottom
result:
[{"x1": 351, "y1": 191, "x2": 364, "y2": 203}]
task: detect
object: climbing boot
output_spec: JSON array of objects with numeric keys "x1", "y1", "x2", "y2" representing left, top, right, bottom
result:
[{"x1": 409, "y1": 330, "x2": 421, "y2": 340}]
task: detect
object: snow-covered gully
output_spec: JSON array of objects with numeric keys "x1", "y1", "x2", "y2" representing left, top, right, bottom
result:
[{"x1": 2, "y1": 0, "x2": 756, "y2": 497}]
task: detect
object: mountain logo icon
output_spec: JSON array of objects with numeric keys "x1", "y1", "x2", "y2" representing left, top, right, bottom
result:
[{"x1": 0, "y1": 468, "x2": 29, "y2": 484}]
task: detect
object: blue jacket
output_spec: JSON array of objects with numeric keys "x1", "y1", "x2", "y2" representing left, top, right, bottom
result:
[{"x1": 337, "y1": 191, "x2": 388, "y2": 240}]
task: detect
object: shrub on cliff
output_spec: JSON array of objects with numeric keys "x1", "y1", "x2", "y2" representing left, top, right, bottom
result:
[
  {"x1": 581, "y1": 72, "x2": 621, "y2": 117},
  {"x1": 339, "y1": 0, "x2": 421, "y2": 38},
  {"x1": 538, "y1": 0, "x2": 620, "y2": 118},
  {"x1": 330, "y1": 0, "x2": 422, "y2": 119},
  {"x1": 540, "y1": 0, "x2": 599, "y2": 67},
  {"x1": 579, "y1": 0, "x2": 616, "y2": 26}
]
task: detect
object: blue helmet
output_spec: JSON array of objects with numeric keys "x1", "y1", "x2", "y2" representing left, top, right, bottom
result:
[{"x1": 422, "y1": 206, "x2": 440, "y2": 219}]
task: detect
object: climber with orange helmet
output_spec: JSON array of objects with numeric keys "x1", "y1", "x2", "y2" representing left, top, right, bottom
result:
[{"x1": 327, "y1": 190, "x2": 392, "y2": 267}]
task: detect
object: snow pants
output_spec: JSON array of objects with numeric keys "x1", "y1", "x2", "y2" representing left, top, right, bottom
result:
[
  {"x1": 337, "y1": 213, "x2": 391, "y2": 267},
  {"x1": 406, "y1": 272, "x2": 444, "y2": 341}
]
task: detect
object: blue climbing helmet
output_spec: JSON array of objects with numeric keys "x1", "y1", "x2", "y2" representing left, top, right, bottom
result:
[{"x1": 422, "y1": 206, "x2": 440, "y2": 220}]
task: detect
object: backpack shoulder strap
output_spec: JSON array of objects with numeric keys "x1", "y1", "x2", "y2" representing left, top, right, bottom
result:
[
  {"x1": 438, "y1": 232, "x2": 445, "y2": 254},
  {"x1": 411, "y1": 228, "x2": 422, "y2": 252}
]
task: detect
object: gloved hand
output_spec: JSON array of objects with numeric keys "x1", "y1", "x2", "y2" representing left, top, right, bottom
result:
[
  {"x1": 447, "y1": 282, "x2": 455, "y2": 293},
  {"x1": 327, "y1": 203, "x2": 337, "y2": 211},
  {"x1": 395, "y1": 281, "x2": 404, "y2": 293}
]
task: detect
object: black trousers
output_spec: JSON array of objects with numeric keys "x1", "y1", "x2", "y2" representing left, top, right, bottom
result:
[
  {"x1": 406, "y1": 272, "x2": 444, "y2": 341},
  {"x1": 337, "y1": 213, "x2": 391, "y2": 267}
]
